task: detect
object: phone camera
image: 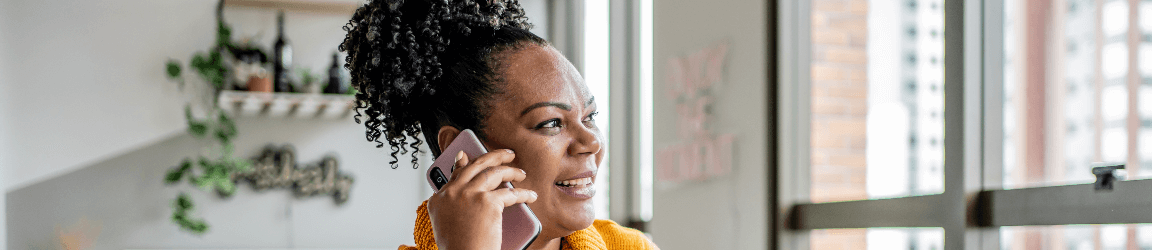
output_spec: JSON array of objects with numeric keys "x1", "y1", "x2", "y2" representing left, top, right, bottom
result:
[{"x1": 430, "y1": 167, "x2": 448, "y2": 190}]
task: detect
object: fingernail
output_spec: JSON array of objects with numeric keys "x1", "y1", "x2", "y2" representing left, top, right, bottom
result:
[
  {"x1": 530, "y1": 191, "x2": 538, "y2": 198},
  {"x1": 505, "y1": 149, "x2": 514, "y2": 154},
  {"x1": 455, "y1": 151, "x2": 465, "y2": 162},
  {"x1": 520, "y1": 169, "x2": 527, "y2": 175}
]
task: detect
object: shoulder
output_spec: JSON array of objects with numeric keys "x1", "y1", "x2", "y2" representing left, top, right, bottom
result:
[{"x1": 590, "y1": 219, "x2": 658, "y2": 250}]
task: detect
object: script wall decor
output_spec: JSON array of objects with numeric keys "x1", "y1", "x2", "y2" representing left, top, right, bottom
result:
[{"x1": 232, "y1": 145, "x2": 354, "y2": 203}]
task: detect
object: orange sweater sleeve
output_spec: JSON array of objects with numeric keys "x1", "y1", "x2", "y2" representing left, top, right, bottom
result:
[
  {"x1": 399, "y1": 201, "x2": 437, "y2": 250},
  {"x1": 589, "y1": 220, "x2": 659, "y2": 250}
]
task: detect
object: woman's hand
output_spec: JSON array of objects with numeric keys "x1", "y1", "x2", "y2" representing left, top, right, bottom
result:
[{"x1": 428, "y1": 149, "x2": 538, "y2": 250}]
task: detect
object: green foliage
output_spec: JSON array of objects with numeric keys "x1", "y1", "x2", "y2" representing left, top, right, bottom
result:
[
  {"x1": 165, "y1": 159, "x2": 193, "y2": 184},
  {"x1": 161, "y1": 0, "x2": 250, "y2": 235},
  {"x1": 166, "y1": 60, "x2": 183, "y2": 79},
  {"x1": 190, "y1": 50, "x2": 227, "y2": 90},
  {"x1": 166, "y1": 103, "x2": 248, "y2": 233},
  {"x1": 298, "y1": 69, "x2": 318, "y2": 86},
  {"x1": 189, "y1": 156, "x2": 247, "y2": 196},
  {"x1": 172, "y1": 193, "x2": 209, "y2": 233},
  {"x1": 214, "y1": 112, "x2": 237, "y2": 144},
  {"x1": 185, "y1": 106, "x2": 209, "y2": 138},
  {"x1": 166, "y1": 60, "x2": 184, "y2": 90},
  {"x1": 215, "y1": 20, "x2": 233, "y2": 51}
]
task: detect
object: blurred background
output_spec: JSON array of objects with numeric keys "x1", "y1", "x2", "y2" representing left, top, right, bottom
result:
[{"x1": 2, "y1": 0, "x2": 1152, "y2": 250}]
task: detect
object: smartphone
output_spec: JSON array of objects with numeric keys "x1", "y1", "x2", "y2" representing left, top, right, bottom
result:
[{"x1": 426, "y1": 129, "x2": 542, "y2": 250}]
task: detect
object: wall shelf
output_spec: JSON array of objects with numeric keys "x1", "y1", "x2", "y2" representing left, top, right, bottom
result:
[
  {"x1": 223, "y1": 0, "x2": 361, "y2": 15},
  {"x1": 217, "y1": 90, "x2": 356, "y2": 119}
]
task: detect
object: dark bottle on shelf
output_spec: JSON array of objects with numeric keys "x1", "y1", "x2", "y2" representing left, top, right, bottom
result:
[
  {"x1": 325, "y1": 53, "x2": 347, "y2": 94},
  {"x1": 273, "y1": 11, "x2": 294, "y2": 92}
]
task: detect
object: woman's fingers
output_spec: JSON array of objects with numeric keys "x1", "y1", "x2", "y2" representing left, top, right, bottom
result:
[
  {"x1": 450, "y1": 149, "x2": 515, "y2": 183},
  {"x1": 466, "y1": 166, "x2": 528, "y2": 191},
  {"x1": 449, "y1": 151, "x2": 469, "y2": 181},
  {"x1": 489, "y1": 187, "x2": 538, "y2": 207}
]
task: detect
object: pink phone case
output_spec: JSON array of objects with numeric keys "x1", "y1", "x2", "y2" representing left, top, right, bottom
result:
[{"x1": 426, "y1": 129, "x2": 542, "y2": 250}]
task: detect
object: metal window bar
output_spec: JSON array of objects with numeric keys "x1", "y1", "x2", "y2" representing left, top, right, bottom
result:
[
  {"x1": 980, "y1": 179, "x2": 1152, "y2": 227},
  {"x1": 789, "y1": 180, "x2": 1152, "y2": 228}
]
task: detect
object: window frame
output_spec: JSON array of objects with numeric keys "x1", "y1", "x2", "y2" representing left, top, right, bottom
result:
[{"x1": 775, "y1": 0, "x2": 1152, "y2": 249}]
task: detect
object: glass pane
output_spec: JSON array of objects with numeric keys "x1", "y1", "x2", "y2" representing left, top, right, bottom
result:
[
  {"x1": 810, "y1": 0, "x2": 946, "y2": 203},
  {"x1": 1001, "y1": 0, "x2": 1152, "y2": 189},
  {"x1": 583, "y1": 0, "x2": 611, "y2": 220},
  {"x1": 1001, "y1": 224, "x2": 1152, "y2": 250},
  {"x1": 811, "y1": 228, "x2": 944, "y2": 250}
]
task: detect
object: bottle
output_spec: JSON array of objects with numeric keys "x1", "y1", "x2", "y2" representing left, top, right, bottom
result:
[
  {"x1": 273, "y1": 11, "x2": 293, "y2": 92},
  {"x1": 325, "y1": 52, "x2": 347, "y2": 94}
]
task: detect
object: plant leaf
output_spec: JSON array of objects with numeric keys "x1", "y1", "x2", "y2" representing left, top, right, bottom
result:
[
  {"x1": 214, "y1": 113, "x2": 237, "y2": 143},
  {"x1": 184, "y1": 106, "x2": 208, "y2": 138},
  {"x1": 165, "y1": 158, "x2": 193, "y2": 184},
  {"x1": 217, "y1": 179, "x2": 236, "y2": 196},
  {"x1": 188, "y1": 121, "x2": 208, "y2": 138},
  {"x1": 175, "y1": 193, "x2": 194, "y2": 210},
  {"x1": 191, "y1": 54, "x2": 207, "y2": 69},
  {"x1": 172, "y1": 194, "x2": 209, "y2": 234},
  {"x1": 166, "y1": 60, "x2": 182, "y2": 79},
  {"x1": 229, "y1": 157, "x2": 252, "y2": 172},
  {"x1": 216, "y1": 21, "x2": 232, "y2": 50}
]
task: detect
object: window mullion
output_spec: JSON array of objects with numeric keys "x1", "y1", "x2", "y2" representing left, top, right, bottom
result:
[
  {"x1": 973, "y1": 0, "x2": 1005, "y2": 248},
  {"x1": 941, "y1": 0, "x2": 985, "y2": 249},
  {"x1": 776, "y1": 0, "x2": 811, "y2": 249}
]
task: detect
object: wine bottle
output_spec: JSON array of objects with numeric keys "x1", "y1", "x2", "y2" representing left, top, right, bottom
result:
[
  {"x1": 273, "y1": 11, "x2": 293, "y2": 92},
  {"x1": 325, "y1": 52, "x2": 347, "y2": 94}
]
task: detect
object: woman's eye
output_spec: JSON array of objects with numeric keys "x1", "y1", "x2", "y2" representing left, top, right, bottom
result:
[
  {"x1": 536, "y1": 118, "x2": 562, "y2": 129},
  {"x1": 583, "y1": 111, "x2": 599, "y2": 123}
]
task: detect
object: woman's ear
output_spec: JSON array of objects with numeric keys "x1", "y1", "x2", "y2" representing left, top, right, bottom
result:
[{"x1": 436, "y1": 126, "x2": 462, "y2": 154}]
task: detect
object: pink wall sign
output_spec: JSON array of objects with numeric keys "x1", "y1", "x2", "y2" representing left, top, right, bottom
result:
[{"x1": 656, "y1": 42, "x2": 735, "y2": 183}]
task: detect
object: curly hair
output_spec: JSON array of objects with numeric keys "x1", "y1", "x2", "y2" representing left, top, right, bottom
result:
[{"x1": 339, "y1": 0, "x2": 548, "y2": 169}]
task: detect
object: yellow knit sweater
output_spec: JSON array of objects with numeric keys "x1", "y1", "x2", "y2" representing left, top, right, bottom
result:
[{"x1": 399, "y1": 201, "x2": 658, "y2": 250}]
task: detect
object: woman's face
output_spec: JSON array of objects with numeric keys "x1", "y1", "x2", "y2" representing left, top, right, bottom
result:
[{"x1": 480, "y1": 44, "x2": 604, "y2": 240}]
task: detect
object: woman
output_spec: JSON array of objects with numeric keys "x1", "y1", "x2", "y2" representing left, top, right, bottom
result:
[{"x1": 339, "y1": 0, "x2": 658, "y2": 249}]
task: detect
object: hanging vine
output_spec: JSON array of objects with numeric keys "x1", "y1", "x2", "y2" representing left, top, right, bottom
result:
[{"x1": 161, "y1": 0, "x2": 252, "y2": 234}]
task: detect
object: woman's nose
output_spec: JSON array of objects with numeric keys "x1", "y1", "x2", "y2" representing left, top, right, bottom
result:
[{"x1": 567, "y1": 124, "x2": 602, "y2": 156}]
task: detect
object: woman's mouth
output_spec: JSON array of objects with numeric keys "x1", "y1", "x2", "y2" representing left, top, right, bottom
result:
[
  {"x1": 555, "y1": 177, "x2": 592, "y2": 187},
  {"x1": 554, "y1": 175, "x2": 596, "y2": 199}
]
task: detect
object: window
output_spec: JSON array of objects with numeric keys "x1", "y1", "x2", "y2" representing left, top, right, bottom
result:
[
  {"x1": 777, "y1": 0, "x2": 1152, "y2": 249},
  {"x1": 1001, "y1": 224, "x2": 1152, "y2": 250},
  {"x1": 998, "y1": 0, "x2": 1152, "y2": 248},
  {"x1": 811, "y1": 228, "x2": 943, "y2": 250},
  {"x1": 808, "y1": 0, "x2": 945, "y2": 205},
  {"x1": 583, "y1": 0, "x2": 611, "y2": 220},
  {"x1": 999, "y1": 0, "x2": 1152, "y2": 190},
  {"x1": 806, "y1": 0, "x2": 945, "y2": 248}
]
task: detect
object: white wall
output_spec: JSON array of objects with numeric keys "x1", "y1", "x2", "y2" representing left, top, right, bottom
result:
[
  {"x1": 648, "y1": 0, "x2": 768, "y2": 249},
  {"x1": 520, "y1": 0, "x2": 550, "y2": 41},
  {"x1": 0, "y1": 0, "x2": 216, "y2": 192},
  {"x1": 0, "y1": 0, "x2": 13, "y2": 248},
  {"x1": 7, "y1": 118, "x2": 429, "y2": 249}
]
